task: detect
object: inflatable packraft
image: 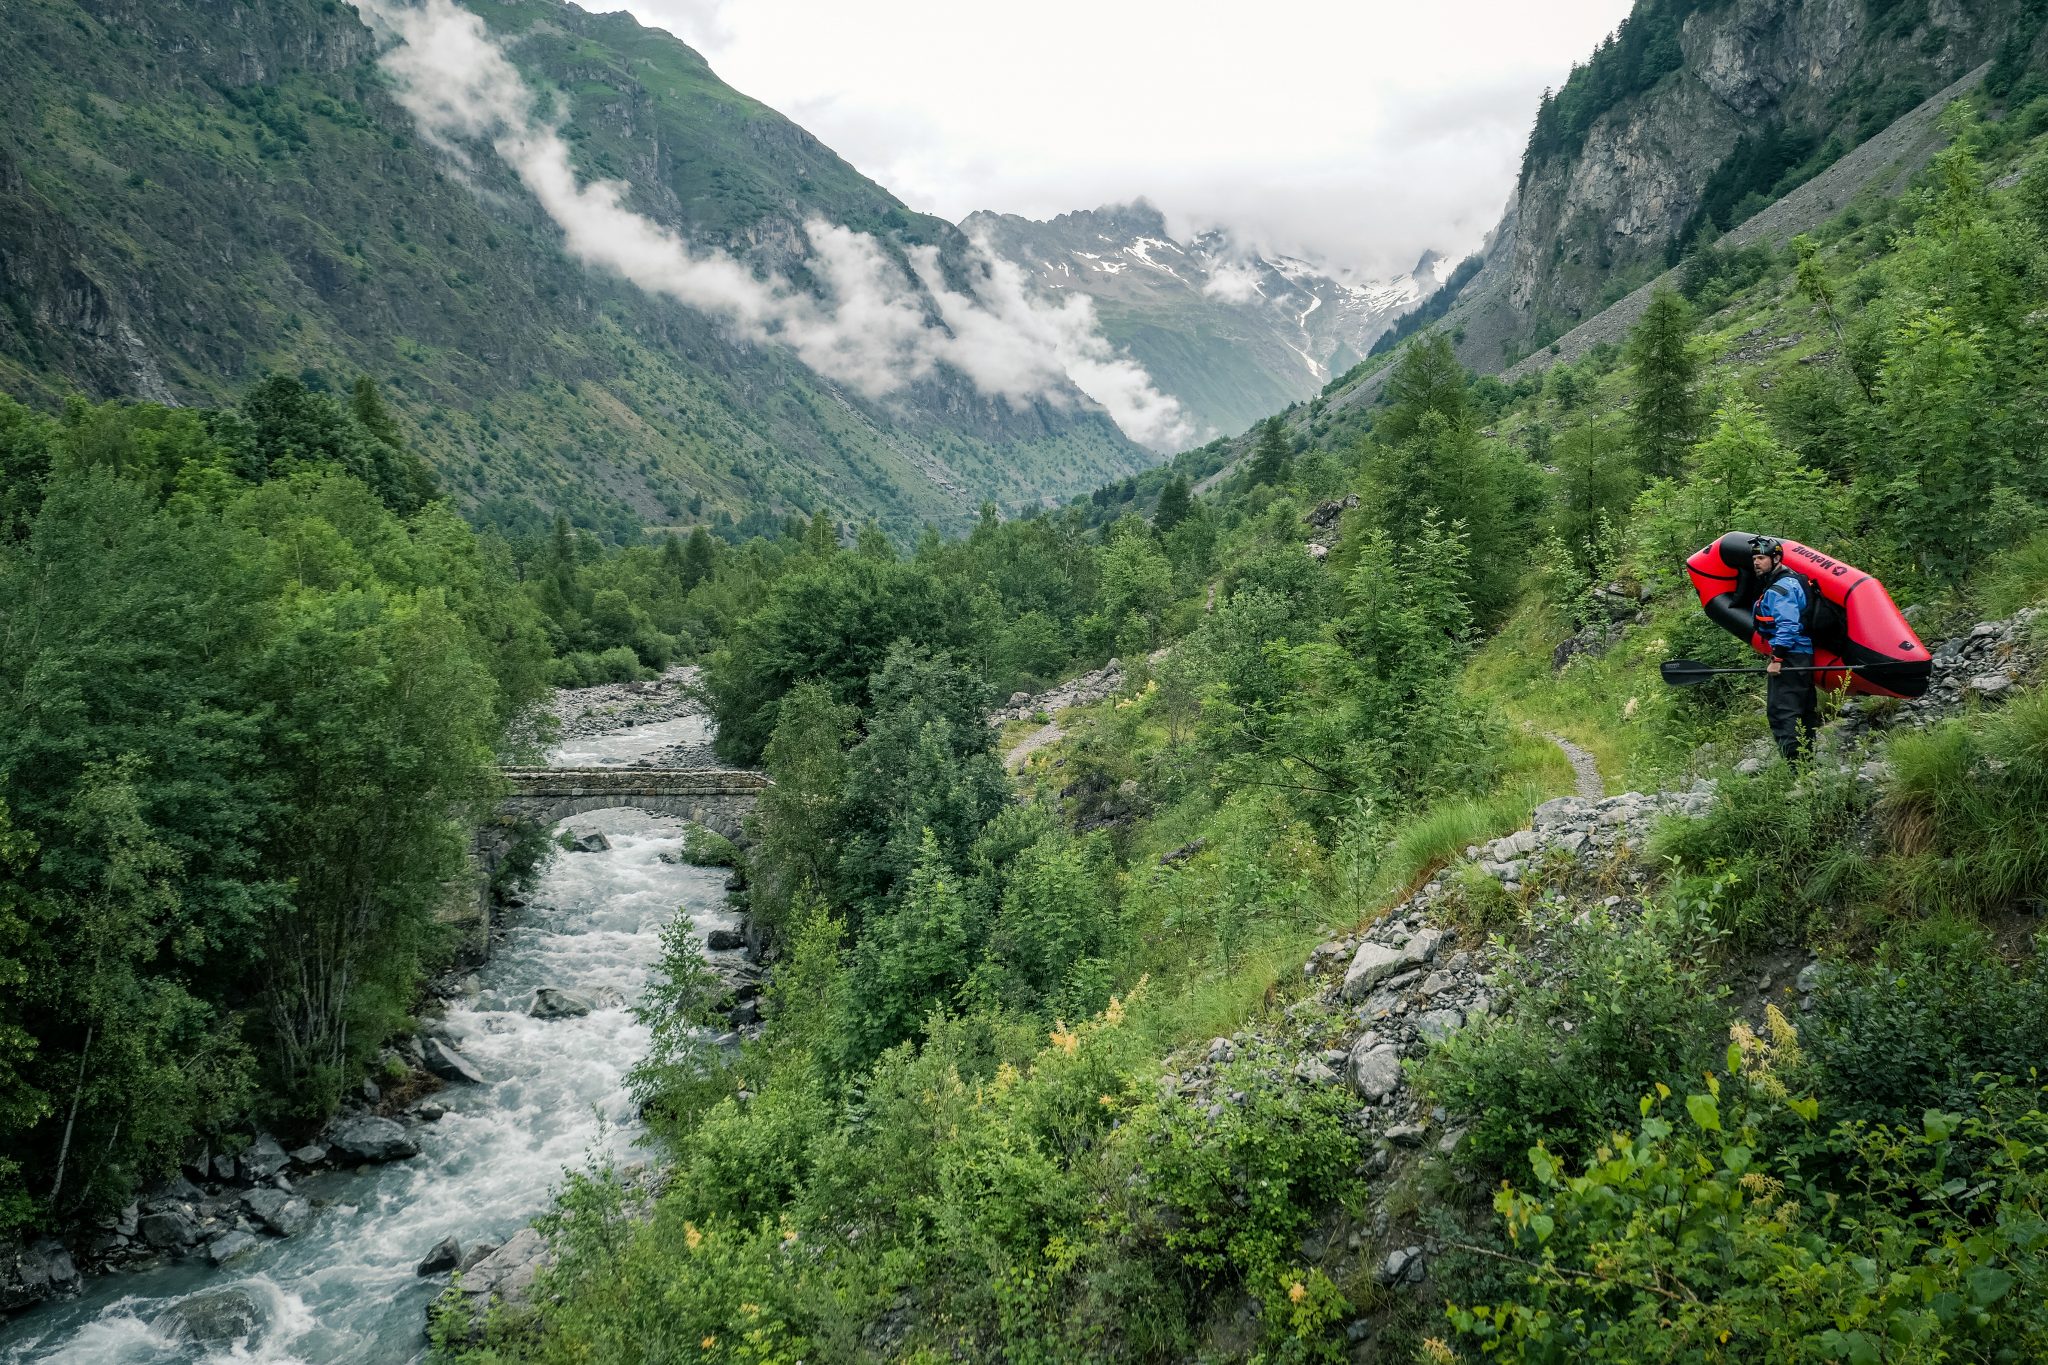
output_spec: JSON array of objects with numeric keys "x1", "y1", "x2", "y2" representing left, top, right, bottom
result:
[{"x1": 1684, "y1": 532, "x2": 1931, "y2": 698}]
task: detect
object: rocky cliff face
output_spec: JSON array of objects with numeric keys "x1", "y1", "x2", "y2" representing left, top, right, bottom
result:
[
  {"x1": 1494, "y1": 0, "x2": 2038, "y2": 361},
  {"x1": 967, "y1": 201, "x2": 1446, "y2": 440}
]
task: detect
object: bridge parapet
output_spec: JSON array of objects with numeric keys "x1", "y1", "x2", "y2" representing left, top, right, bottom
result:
[{"x1": 494, "y1": 767, "x2": 769, "y2": 839}]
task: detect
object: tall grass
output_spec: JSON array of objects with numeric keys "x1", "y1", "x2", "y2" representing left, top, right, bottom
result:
[
  {"x1": 1887, "y1": 686, "x2": 2048, "y2": 916},
  {"x1": 1354, "y1": 780, "x2": 1553, "y2": 917},
  {"x1": 1655, "y1": 687, "x2": 2048, "y2": 943}
]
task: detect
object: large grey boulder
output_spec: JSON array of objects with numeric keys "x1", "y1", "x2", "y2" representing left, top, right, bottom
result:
[
  {"x1": 1347, "y1": 1041, "x2": 1405, "y2": 1101},
  {"x1": 462, "y1": 1227, "x2": 550, "y2": 1307},
  {"x1": 238, "y1": 1134, "x2": 291, "y2": 1183},
  {"x1": 1416, "y1": 1008, "x2": 1465, "y2": 1043},
  {"x1": 153, "y1": 1287, "x2": 264, "y2": 1347},
  {"x1": 205, "y1": 1231, "x2": 258, "y2": 1266},
  {"x1": 567, "y1": 831, "x2": 610, "y2": 853},
  {"x1": 416, "y1": 1235, "x2": 463, "y2": 1276},
  {"x1": 153, "y1": 1174, "x2": 205, "y2": 1204},
  {"x1": 1342, "y1": 928, "x2": 1442, "y2": 1002},
  {"x1": 326, "y1": 1115, "x2": 420, "y2": 1164},
  {"x1": 530, "y1": 987, "x2": 596, "y2": 1019},
  {"x1": 241, "y1": 1189, "x2": 311, "y2": 1237},
  {"x1": 138, "y1": 1206, "x2": 203, "y2": 1250},
  {"x1": 422, "y1": 1037, "x2": 485, "y2": 1085},
  {"x1": 0, "y1": 1240, "x2": 80, "y2": 1312}
]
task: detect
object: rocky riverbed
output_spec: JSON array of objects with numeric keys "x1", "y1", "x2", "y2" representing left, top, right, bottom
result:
[{"x1": 0, "y1": 682, "x2": 745, "y2": 1363}]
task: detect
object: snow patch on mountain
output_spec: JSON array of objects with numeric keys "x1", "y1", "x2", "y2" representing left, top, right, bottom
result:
[{"x1": 963, "y1": 200, "x2": 1443, "y2": 439}]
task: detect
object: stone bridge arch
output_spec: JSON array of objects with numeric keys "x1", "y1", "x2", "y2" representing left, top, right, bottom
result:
[{"x1": 494, "y1": 768, "x2": 770, "y2": 840}]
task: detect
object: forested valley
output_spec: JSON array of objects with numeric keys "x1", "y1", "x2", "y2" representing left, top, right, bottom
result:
[
  {"x1": 5, "y1": 21, "x2": 2048, "y2": 1365},
  {"x1": 443, "y1": 101, "x2": 2047, "y2": 1361}
]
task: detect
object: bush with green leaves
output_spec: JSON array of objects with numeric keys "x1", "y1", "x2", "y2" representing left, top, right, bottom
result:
[
  {"x1": 1115, "y1": 1050, "x2": 1359, "y2": 1359},
  {"x1": 1649, "y1": 762, "x2": 1883, "y2": 943},
  {"x1": 1449, "y1": 1068, "x2": 2048, "y2": 1363},
  {"x1": 680, "y1": 824, "x2": 739, "y2": 868},
  {"x1": 1802, "y1": 928, "x2": 2048, "y2": 1129},
  {"x1": 1420, "y1": 903, "x2": 1731, "y2": 1181}
]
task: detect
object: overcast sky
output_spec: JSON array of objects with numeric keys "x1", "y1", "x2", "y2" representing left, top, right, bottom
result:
[{"x1": 613, "y1": 0, "x2": 1636, "y2": 278}]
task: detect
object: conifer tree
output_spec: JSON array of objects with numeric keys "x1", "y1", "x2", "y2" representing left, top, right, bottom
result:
[
  {"x1": 1153, "y1": 473, "x2": 1192, "y2": 532},
  {"x1": 680, "y1": 526, "x2": 716, "y2": 590},
  {"x1": 1247, "y1": 418, "x2": 1291, "y2": 487},
  {"x1": 1379, "y1": 334, "x2": 1472, "y2": 445},
  {"x1": 1626, "y1": 288, "x2": 1702, "y2": 477}
]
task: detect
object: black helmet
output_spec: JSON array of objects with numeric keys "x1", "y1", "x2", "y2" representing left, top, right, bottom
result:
[{"x1": 1748, "y1": 535, "x2": 1783, "y2": 558}]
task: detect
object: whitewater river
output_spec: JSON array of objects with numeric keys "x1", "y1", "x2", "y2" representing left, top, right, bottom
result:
[{"x1": 1, "y1": 716, "x2": 730, "y2": 1363}]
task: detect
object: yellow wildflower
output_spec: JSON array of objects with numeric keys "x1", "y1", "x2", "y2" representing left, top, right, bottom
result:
[
  {"x1": 1287, "y1": 1280, "x2": 1307, "y2": 1304},
  {"x1": 701, "y1": 1336, "x2": 716, "y2": 1350},
  {"x1": 1104, "y1": 994, "x2": 1126, "y2": 1025},
  {"x1": 1050, "y1": 1021, "x2": 1080, "y2": 1055},
  {"x1": 683, "y1": 1221, "x2": 703, "y2": 1251},
  {"x1": 1421, "y1": 1338, "x2": 1457, "y2": 1364}
]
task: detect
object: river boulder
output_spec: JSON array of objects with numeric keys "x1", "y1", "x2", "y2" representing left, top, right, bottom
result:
[
  {"x1": 463, "y1": 1227, "x2": 549, "y2": 1306},
  {"x1": 205, "y1": 1230, "x2": 258, "y2": 1266},
  {"x1": 416, "y1": 1235, "x2": 462, "y2": 1276},
  {"x1": 567, "y1": 831, "x2": 610, "y2": 853},
  {"x1": 326, "y1": 1115, "x2": 420, "y2": 1164},
  {"x1": 241, "y1": 1189, "x2": 311, "y2": 1237},
  {"x1": 0, "y1": 1239, "x2": 80, "y2": 1312},
  {"x1": 138, "y1": 1206, "x2": 203, "y2": 1250},
  {"x1": 530, "y1": 987, "x2": 595, "y2": 1019},
  {"x1": 421, "y1": 1037, "x2": 485, "y2": 1085},
  {"x1": 238, "y1": 1134, "x2": 291, "y2": 1182},
  {"x1": 154, "y1": 1287, "x2": 264, "y2": 1347}
]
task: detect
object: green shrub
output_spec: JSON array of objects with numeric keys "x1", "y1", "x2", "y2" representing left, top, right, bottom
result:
[
  {"x1": 1650, "y1": 764, "x2": 1882, "y2": 943},
  {"x1": 488, "y1": 818, "x2": 553, "y2": 901},
  {"x1": 595, "y1": 644, "x2": 644, "y2": 682},
  {"x1": 1118, "y1": 1051, "x2": 1358, "y2": 1356},
  {"x1": 1421, "y1": 903, "x2": 1730, "y2": 1180},
  {"x1": 1886, "y1": 687, "x2": 2048, "y2": 916},
  {"x1": 1449, "y1": 1073, "x2": 2048, "y2": 1362},
  {"x1": 1803, "y1": 928, "x2": 2048, "y2": 1128},
  {"x1": 680, "y1": 824, "x2": 738, "y2": 867}
]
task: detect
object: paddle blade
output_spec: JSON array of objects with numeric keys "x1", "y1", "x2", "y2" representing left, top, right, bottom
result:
[{"x1": 1659, "y1": 659, "x2": 1717, "y2": 687}]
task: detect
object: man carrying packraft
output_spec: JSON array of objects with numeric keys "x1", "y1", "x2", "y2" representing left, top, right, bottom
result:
[{"x1": 1749, "y1": 535, "x2": 1819, "y2": 765}]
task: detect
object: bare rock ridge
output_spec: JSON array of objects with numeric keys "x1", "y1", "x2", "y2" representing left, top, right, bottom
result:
[
  {"x1": 967, "y1": 201, "x2": 1448, "y2": 440},
  {"x1": 1308, "y1": 0, "x2": 2042, "y2": 430},
  {"x1": 1493, "y1": 61, "x2": 1991, "y2": 383}
]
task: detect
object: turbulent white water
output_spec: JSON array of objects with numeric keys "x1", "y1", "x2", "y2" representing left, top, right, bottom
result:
[
  {"x1": 1, "y1": 723, "x2": 733, "y2": 1364},
  {"x1": 549, "y1": 714, "x2": 713, "y2": 768}
]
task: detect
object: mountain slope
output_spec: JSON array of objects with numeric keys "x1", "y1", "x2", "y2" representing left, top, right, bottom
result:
[
  {"x1": 1307, "y1": 0, "x2": 2046, "y2": 406},
  {"x1": 966, "y1": 202, "x2": 1445, "y2": 440},
  {"x1": 0, "y1": 0, "x2": 1152, "y2": 538}
]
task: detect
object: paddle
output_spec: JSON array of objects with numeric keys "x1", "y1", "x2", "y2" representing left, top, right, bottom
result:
[{"x1": 1659, "y1": 658, "x2": 1876, "y2": 687}]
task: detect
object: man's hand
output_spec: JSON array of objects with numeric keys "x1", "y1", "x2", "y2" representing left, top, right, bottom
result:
[{"x1": 1767, "y1": 658, "x2": 1783, "y2": 675}]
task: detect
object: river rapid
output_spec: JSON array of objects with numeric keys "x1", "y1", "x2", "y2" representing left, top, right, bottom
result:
[{"x1": 1, "y1": 714, "x2": 730, "y2": 1364}]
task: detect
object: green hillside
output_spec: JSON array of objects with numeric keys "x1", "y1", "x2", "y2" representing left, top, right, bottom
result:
[
  {"x1": 394, "y1": 88, "x2": 2048, "y2": 1361},
  {"x1": 0, "y1": 0, "x2": 1149, "y2": 540}
]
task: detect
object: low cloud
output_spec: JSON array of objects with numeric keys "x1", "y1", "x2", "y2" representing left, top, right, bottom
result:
[
  {"x1": 350, "y1": 0, "x2": 1192, "y2": 451},
  {"x1": 1200, "y1": 260, "x2": 1264, "y2": 304}
]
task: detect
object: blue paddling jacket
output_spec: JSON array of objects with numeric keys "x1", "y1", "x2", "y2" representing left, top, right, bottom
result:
[{"x1": 1753, "y1": 570, "x2": 1814, "y2": 658}]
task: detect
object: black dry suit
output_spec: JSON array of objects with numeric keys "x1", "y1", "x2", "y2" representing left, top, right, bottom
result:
[{"x1": 1753, "y1": 567, "x2": 1819, "y2": 764}]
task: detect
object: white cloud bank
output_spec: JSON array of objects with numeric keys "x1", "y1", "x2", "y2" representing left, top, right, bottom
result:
[
  {"x1": 620, "y1": 0, "x2": 1636, "y2": 278},
  {"x1": 349, "y1": 0, "x2": 1194, "y2": 450}
]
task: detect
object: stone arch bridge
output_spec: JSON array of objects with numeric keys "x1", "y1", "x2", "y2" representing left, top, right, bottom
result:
[{"x1": 495, "y1": 767, "x2": 770, "y2": 840}]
